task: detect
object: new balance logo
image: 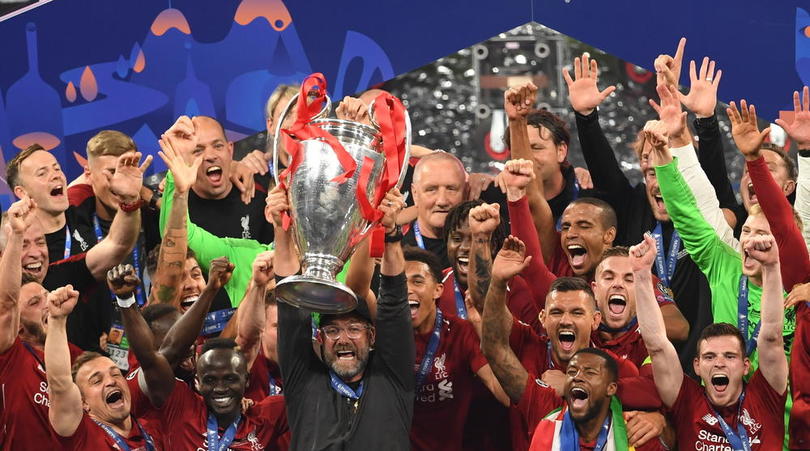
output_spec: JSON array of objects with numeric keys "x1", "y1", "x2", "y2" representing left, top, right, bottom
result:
[{"x1": 702, "y1": 414, "x2": 718, "y2": 426}]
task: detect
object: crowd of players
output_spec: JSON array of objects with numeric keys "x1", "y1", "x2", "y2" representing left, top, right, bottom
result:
[{"x1": 0, "y1": 37, "x2": 808, "y2": 450}]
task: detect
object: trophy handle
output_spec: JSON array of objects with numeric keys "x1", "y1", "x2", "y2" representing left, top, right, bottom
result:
[{"x1": 272, "y1": 93, "x2": 332, "y2": 186}]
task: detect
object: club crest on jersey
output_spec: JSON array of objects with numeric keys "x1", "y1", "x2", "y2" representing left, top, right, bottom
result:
[
  {"x1": 241, "y1": 215, "x2": 251, "y2": 239},
  {"x1": 74, "y1": 229, "x2": 89, "y2": 251},
  {"x1": 434, "y1": 353, "x2": 448, "y2": 379},
  {"x1": 740, "y1": 408, "x2": 761, "y2": 435}
]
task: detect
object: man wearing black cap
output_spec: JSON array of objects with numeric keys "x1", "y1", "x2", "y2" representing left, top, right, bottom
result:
[{"x1": 270, "y1": 184, "x2": 413, "y2": 450}]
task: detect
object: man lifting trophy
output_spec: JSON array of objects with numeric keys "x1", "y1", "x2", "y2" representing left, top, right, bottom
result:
[{"x1": 273, "y1": 73, "x2": 411, "y2": 313}]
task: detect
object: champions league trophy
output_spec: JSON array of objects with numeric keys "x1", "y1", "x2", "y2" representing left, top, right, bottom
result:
[{"x1": 272, "y1": 74, "x2": 411, "y2": 313}]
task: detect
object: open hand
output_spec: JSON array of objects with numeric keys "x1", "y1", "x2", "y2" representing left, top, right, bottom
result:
[
  {"x1": 563, "y1": 53, "x2": 616, "y2": 116},
  {"x1": 240, "y1": 149, "x2": 272, "y2": 176},
  {"x1": 727, "y1": 100, "x2": 770, "y2": 160},
  {"x1": 649, "y1": 84, "x2": 687, "y2": 140},
  {"x1": 775, "y1": 86, "x2": 810, "y2": 150},
  {"x1": 492, "y1": 235, "x2": 532, "y2": 282},
  {"x1": 336, "y1": 96, "x2": 370, "y2": 124},
  {"x1": 163, "y1": 116, "x2": 197, "y2": 161},
  {"x1": 624, "y1": 410, "x2": 665, "y2": 447},
  {"x1": 679, "y1": 57, "x2": 722, "y2": 118},
  {"x1": 159, "y1": 132, "x2": 202, "y2": 194},
  {"x1": 785, "y1": 282, "x2": 810, "y2": 309},
  {"x1": 110, "y1": 152, "x2": 152, "y2": 204}
]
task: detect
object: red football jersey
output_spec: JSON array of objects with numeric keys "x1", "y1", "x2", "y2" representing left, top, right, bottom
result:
[
  {"x1": 790, "y1": 302, "x2": 810, "y2": 449},
  {"x1": 669, "y1": 370, "x2": 786, "y2": 450},
  {"x1": 245, "y1": 348, "x2": 283, "y2": 402},
  {"x1": 411, "y1": 314, "x2": 487, "y2": 451},
  {"x1": 56, "y1": 413, "x2": 161, "y2": 450},
  {"x1": 0, "y1": 338, "x2": 82, "y2": 451},
  {"x1": 130, "y1": 378, "x2": 289, "y2": 450}
]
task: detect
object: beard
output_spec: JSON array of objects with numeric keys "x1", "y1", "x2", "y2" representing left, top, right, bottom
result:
[
  {"x1": 20, "y1": 318, "x2": 46, "y2": 345},
  {"x1": 325, "y1": 346, "x2": 371, "y2": 381}
]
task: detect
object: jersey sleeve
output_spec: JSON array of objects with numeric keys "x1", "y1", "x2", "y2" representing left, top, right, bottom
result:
[
  {"x1": 55, "y1": 414, "x2": 93, "y2": 447},
  {"x1": 254, "y1": 396, "x2": 290, "y2": 451},
  {"x1": 748, "y1": 369, "x2": 788, "y2": 417},
  {"x1": 669, "y1": 373, "x2": 702, "y2": 419},
  {"x1": 516, "y1": 374, "x2": 563, "y2": 434},
  {"x1": 507, "y1": 275, "x2": 542, "y2": 333},
  {"x1": 457, "y1": 319, "x2": 487, "y2": 374},
  {"x1": 0, "y1": 337, "x2": 23, "y2": 373},
  {"x1": 509, "y1": 318, "x2": 545, "y2": 375}
]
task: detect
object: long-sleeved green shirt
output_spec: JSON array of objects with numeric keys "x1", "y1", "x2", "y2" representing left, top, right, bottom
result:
[{"x1": 655, "y1": 159, "x2": 795, "y2": 373}]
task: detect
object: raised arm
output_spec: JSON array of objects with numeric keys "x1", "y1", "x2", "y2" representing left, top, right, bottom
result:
[
  {"x1": 86, "y1": 151, "x2": 151, "y2": 280},
  {"x1": 776, "y1": 86, "x2": 810, "y2": 254},
  {"x1": 236, "y1": 251, "x2": 274, "y2": 368},
  {"x1": 467, "y1": 203, "x2": 499, "y2": 312},
  {"x1": 503, "y1": 161, "x2": 556, "y2": 307},
  {"x1": 563, "y1": 53, "x2": 629, "y2": 196},
  {"x1": 503, "y1": 83, "x2": 556, "y2": 263},
  {"x1": 150, "y1": 124, "x2": 203, "y2": 307},
  {"x1": 745, "y1": 234, "x2": 789, "y2": 394},
  {"x1": 481, "y1": 236, "x2": 533, "y2": 404},
  {"x1": 159, "y1": 257, "x2": 233, "y2": 364},
  {"x1": 730, "y1": 99, "x2": 810, "y2": 289},
  {"x1": 112, "y1": 264, "x2": 175, "y2": 407},
  {"x1": 0, "y1": 197, "x2": 34, "y2": 353},
  {"x1": 630, "y1": 233, "x2": 682, "y2": 408},
  {"x1": 654, "y1": 68, "x2": 738, "y2": 249},
  {"x1": 44, "y1": 285, "x2": 83, "y2": 437}
]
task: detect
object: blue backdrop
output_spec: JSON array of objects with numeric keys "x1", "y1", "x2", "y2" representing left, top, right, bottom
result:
[{"x1": 0, "y1": 0, "x2": 806, "y2": 207}]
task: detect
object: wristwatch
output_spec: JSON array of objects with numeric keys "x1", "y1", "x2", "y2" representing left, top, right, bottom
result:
[{"x1": 385, "y1": 225, "x2": 403, "y2": 242}]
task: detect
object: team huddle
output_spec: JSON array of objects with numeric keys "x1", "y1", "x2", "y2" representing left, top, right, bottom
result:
[{"x1": 0, "y1": 37, "x2": 808, "y2": 450}]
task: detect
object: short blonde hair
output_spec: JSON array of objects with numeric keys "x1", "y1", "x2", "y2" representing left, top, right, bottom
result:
[
  {"x1": 86, "y1": 130, "x2": 136, "y2": 159},
  {"x1": 265, "y1": 84, "x2": 299, "y2": 120}
]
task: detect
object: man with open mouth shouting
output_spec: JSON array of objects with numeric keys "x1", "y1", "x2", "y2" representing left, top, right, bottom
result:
[
  {"x1": 403, "y1": 245, "x2": 509, "y2": 450},
  {"x1": 528, "y1": 348, "x2": 666, "y2": 450},
  {"x1": 481, "y1": 236, "x2": 666, "y2": 450},
  {"x1": 117, "y1": 255, "x2": 289, "y2": 450},
  {"x1": 633, "y1": 232, "x2": 788, "y2": 450},
  {"x1": 44, "y1": 284, "x2": 161, "y2": 450}
]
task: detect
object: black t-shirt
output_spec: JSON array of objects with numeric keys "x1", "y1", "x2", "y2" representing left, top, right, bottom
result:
[
  {"x1": 402, "y1": 221, "x2": 450, "y2": 269},
  {"x1": 188, "y1": 185, "x2": 274, "y2": 245},
  {"x1": 45, "y1": 206, "x2": 95, "y2": 263},
  {"x1": 42, "y1": 254, "x2": 106, "y2": 352},
  {"x1": 278, "y1": 274, "x2": 414, "y2": 450},
  {"x1": 548, "y1": 165, "x2": 580, "y2": 225}
]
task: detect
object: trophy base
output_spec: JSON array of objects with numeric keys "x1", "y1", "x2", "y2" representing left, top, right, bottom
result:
[{"x1": 275, "y1": 275, "x2": 358, "y2": 313}]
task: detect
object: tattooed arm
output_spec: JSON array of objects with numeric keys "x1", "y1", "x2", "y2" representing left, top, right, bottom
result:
[
  {"x1": 151, "y1": 127, "x2": 203, "y2": 308},
  {"x1": 467, "y1": 203, "x2": 499, "y2": 312},
  {"x1": 480, "y1": 236, "x2": 533, "y2": 404}
]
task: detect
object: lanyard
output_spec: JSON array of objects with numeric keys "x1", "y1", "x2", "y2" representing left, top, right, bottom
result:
[
  {"x1": 556, "y1": 179, "x2": 580, "y2": 232},
  {"x1": 413, "y1": 221, "x2": 426, "y2": 250},
  {"x1": 559, "y1": 406, "x2": 610, "y2": 451},
  {"x1": 453, "y1": 280, "x2": 467, "y2": 319},
  {"x1": 546, "y1": 340, "x2": 556, "y2": 370},
  {"x1": 708, "y1": 390, "x2": 751, "y2": 451},
  {"x1": 94, "y1": 215, "x2": 144, "y2": 306},
  {"x1": 22, "y1": 341, "x2": 46, "y2": 371},
  {"x1": 737, "y1": 275, "x2": 761, "y2": 356},
  {"x1": 268, "y1": 374, "x2": 282, "y2": 396},
  {"x1": 652, "y1": 222, "x2": 681, "y2": 288},
  {"x1": 63, "y1": 226, "x2": 72, "y2": 259},
  {"x1": 206, "y1": 413, "x2": 241, "y2": 451},
  {"x1": 329, "y1": 370, "x2": 364, "y2": 400},
  {"x1": 93, "y1": 418, "x2": 155, "y2": 451},
  {"x1": 415, "y1": 309, "x2": 443, "y2": 388}
]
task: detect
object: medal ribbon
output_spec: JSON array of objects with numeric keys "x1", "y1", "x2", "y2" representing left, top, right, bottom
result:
[
  {"x1": 737, "y1": 275, "x2": 761, "y2": 356},
  {"x1": 329, "y1": 370, "x2": 365, "y2": 400},
  {"x1": 453, "y1": 280, "x2": 467, "y2": 319},
  {"x1": 94, "y1": 215, "x2": 144, "y2": 306},
  {"x1": 652, "y1": 222, "x2": 681, "y2": 287},
  {"x1": 93, "y1": 418, "x2": 156, "y2": 451},
  {"x1": 206, "y1": 412, "x2": 241, "y2": 451},
  {"x1": 415, "y1": 308, "x2": 443, "y2": 388},
  {"x1": 708, "y1": 390, "x2": 751, "y2": 451}
]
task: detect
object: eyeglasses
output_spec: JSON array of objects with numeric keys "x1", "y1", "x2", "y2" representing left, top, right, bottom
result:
[{"x1": 321, "y1": 324, "x2": 370, "y2": 340}]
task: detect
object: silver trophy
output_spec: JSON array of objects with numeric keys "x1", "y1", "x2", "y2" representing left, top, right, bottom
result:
[{"x1": 272, "y1": 90, "x2": 410, "y2": 313}]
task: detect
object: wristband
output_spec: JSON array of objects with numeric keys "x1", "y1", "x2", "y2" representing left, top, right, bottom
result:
[
  {"x1": 119, "y1": 199, "x2": 144, "y2": 213},
  {"x1": 385, "y1": 225, "x2": 403, "y2": 243},
  {"x1": 116, "y1": 294, "x2": 136, "y2": 308},
  {"x1": 799, "y1": 149, "x2": 810, "y2": 158}
]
